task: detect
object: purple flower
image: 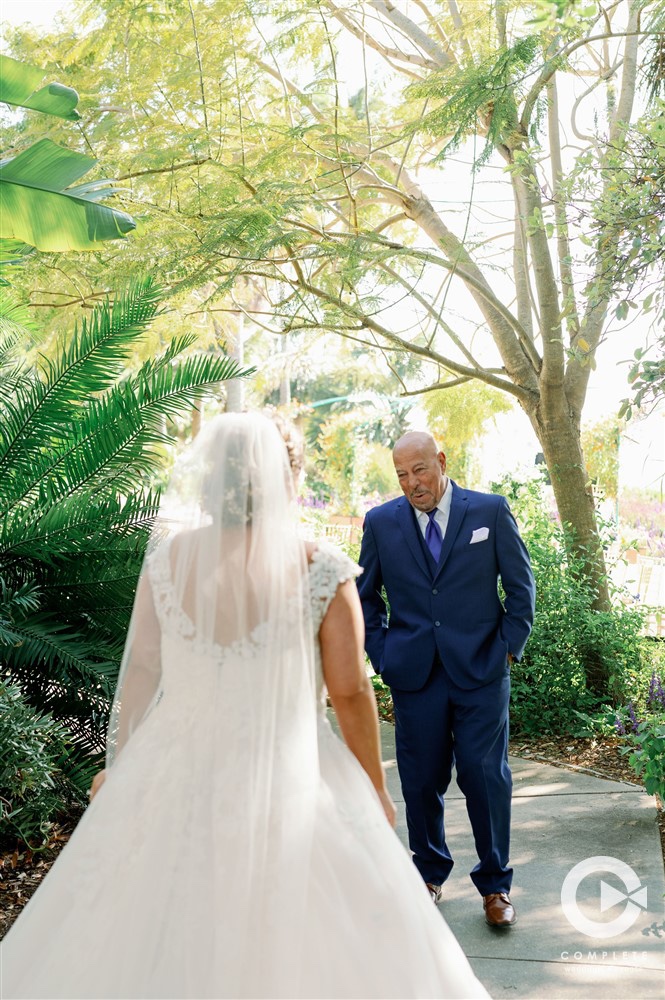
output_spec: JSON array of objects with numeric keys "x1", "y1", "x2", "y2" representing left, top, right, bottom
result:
[
  {"x1": 647, "y1": 673, "x2": 665, "y2": 711},
  {"x1": 626, "y1": 701, "x2": 639, "y2": 733},
  {"x1": 615, "y1": 714, "x2": 626, "y2": 736}
]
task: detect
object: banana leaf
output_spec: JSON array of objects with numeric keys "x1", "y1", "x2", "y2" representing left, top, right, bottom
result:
[
  {"x1": 0, "y1": 54, "x2": 80, "y2": 121},
  {"x1": 0, "y1": 139, "x2": 136, "y2": 251}
]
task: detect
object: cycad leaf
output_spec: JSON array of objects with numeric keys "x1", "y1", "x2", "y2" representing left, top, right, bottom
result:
[
  {"x1": 0, "y1": 54, "x2": 81, "y2": 121},
  {"x1": 0, "y1": 238, "x2": 35, "y2": 267},
  {"x1": 0, "y1": 291, "x2": 39, "y2": 338},
  {"x1": 133, "y1": 351, "x2": 255, "y2": 421},
  {"x1": 0, "y1": 140, "x2": 135, "y2": 251},
  {"x1": 0, "y1": 278, "x2": 162, "y2": 488}
]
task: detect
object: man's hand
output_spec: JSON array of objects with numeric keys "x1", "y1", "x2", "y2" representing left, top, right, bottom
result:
[
  {"x1": 89, "y1": 769, "x2": 107, "y2": 802},
  {"x1": 508, "y1": 652, "x2": 515, "y2": 665}
]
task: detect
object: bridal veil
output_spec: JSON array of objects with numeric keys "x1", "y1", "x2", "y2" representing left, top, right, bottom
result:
[{"x1": 107, "y1": 412, "x2": 319, "y2": 996}]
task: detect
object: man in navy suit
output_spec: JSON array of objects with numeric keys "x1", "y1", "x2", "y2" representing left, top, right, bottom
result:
[{"x1": 358, "y1": 431, "x2": 535, "y2": 927}]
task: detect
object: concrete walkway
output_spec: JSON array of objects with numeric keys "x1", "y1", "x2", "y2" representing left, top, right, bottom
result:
[{"x1": 379, "y1": 720, "x2": 665, "y2": 999}]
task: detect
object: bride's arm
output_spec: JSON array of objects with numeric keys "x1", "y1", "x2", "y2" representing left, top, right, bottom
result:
[
  {"x1": 91, "y1": 571, "x2": 163, "y2": 799},
  {"x1": 110, "y1": 572, "x2": 163, "y2": 755},
  {"x1": 320, "y1": 580, "x2": 396, "y2": 828}
]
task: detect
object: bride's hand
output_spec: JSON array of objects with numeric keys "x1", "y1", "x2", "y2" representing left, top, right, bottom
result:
[
  {"x1": 377, "y1": 789, "x2": 397, "y2": 828},
  {"x1": 89, "y1": 769, "x2": 107, "y2": 802}
]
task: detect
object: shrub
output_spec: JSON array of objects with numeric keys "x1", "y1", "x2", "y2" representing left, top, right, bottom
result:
[
  {"x1": 0, "y1": 679, "x2": 92, "y2": 846},
  {"x1": 494, "y1": 475, "x2": 648, "y2": 736},
  {"x1": 612, "y1": 674, "x2": 665, "y2": 801},
  {"x1": 619, "y1": 715, "x2": 665, "y2": 801}
]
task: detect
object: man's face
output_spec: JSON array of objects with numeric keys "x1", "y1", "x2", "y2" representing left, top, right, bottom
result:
[{"x1": 393, "y1": 440, "x2": 447, "y2": 512}]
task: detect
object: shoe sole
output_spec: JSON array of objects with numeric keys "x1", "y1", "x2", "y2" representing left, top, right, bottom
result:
[{"x1": 485, "y1": 915, "x2": 517, "y2": 928}]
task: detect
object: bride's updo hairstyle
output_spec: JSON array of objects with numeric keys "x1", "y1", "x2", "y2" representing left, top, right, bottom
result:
[{"x1": 268, "y1": 410, "x2": 304, "y2": 484}]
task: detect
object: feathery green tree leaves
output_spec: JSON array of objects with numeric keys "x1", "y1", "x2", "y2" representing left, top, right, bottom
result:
[{"x1": 4, "y1": 1, "x2": 663, "y2": 691}]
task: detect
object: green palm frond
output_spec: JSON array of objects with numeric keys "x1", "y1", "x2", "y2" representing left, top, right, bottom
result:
[
  {"x1": 2, "y1": 490, "x2": 160, "y2": 569},
  {"x1": 49, "y1": 738, "x2": 103, "y2": 799},
  {"x1": 0, "y1": 277, "x2": 162, "y2": 484},
  {"x1": 5, "y1": 399, "x2": 150, "y2": 512},
  {"x1": 37, "y1": 276, "x2": 163, "y2": 413},
  {"x1": 132, "y1": 350, "x2": 255, "y2": 423},
  {"x1": 0, "y1": 279, "x2": 256, "y2": 760},
  {"x1": 0, "y1": 240, "x2": 35, "y2": 283},
  {"x1": 4, "y1": 346, "x2": 254, "y2": 511},
  {"x1": 0, "y1": 291, "x2": 39, "y2": 340},
  {"x1": 0, "y1": 578, "x2": 41, "y2": 648},
  {"x1": 2, "y1": 613, "x2": 113, "y2": 680}
]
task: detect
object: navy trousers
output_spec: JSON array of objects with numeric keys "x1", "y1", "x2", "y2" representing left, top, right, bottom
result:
[{"x1": 391, "y1": 656, "x2": 513, "y2": 895}]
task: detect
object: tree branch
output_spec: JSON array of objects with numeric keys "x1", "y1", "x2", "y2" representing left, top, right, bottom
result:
[
  {"x1": 117, "y1": 157, "x2": 211, "y2": 180},
  {"x1": 548, "y1": 72, "x2": 580, "y2": 342},
  {"x1": 447, "y1": 0, "x2": 474, "y2": 64},
  {"x1": 520, "y1": 29, "x2": 660, "y2": 132},
  {"x1": 511, "y1": 180, "x2": 537, "y2": 343},
  {"x1": 401, "y1": 375, "x2": 474, "y2": 395},
  {"x1": 376, "y1": 261, "x2": 483, "y2": 369},
  {"x1": 322, "y1": 1, "x2": 440, "y2": 71},
  {"x1": 565, "y1": 2, "x2": 642, "y2": 417},
  {"x1": 187, "y1": 0, "x2": 211, "y2": 156},
  {"x1": 368, "y1": 0, "x2": 452, "y2": 68},
  {"x1": 290, "y1": 275, "x2": 532, "y2": 401}
]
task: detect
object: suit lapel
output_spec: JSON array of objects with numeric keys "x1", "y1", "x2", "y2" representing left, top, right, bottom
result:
[
  {"x1": 434, "y1": 482, "x2": 468, "y2": 579},
  {"x1": 395, "y1": 498, "x2": 431, "y2": 580}
]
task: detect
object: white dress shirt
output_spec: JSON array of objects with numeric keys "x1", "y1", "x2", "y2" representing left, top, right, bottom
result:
[{"x1": 415, "y1": 479, "x2": 453, "y2": 542}]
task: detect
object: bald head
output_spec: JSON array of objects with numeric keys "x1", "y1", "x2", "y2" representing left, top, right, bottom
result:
[
  {"x1": 393, "y1": 431, "x2": 439, "y2": 459},
  {"x1": 393, "y1": 431, "x2": 447, "y2": 512}
]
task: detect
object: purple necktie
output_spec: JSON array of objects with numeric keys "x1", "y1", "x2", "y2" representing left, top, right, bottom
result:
[{"x1": 425, "y1": 509, "x2": 443, "y2": 562}]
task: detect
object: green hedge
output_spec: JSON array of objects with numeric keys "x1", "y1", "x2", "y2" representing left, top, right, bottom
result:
[{"x1": 0, "y1": 679, "x2": 92, "y2": 846}]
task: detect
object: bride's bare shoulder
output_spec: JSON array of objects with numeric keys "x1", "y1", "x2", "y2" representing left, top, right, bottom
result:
[{"x1": 166, "y1": 527, "x2": 213, "y2": 565}]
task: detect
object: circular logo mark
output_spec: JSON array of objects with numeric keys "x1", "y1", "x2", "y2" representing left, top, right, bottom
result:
[{"x1": 561, "y1": 856, "x2": 648, "y2": 939}]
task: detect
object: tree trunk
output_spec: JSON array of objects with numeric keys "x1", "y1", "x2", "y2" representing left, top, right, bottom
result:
[
  {"x1": 279, "y1": 334, "x2": 291, "y2": 406},
  {"x1": 225, "y1": 311, "x2": 245, "y2": 413},
  {"x1": 191, "y1": 404, "x2": 202, "y2": 439},
  {"x1": 525, "y1": 397, "x2": 612, "y2": 692}
]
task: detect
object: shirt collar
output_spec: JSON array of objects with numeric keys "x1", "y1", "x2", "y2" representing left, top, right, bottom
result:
[{"x1": 416, "y1": 478, "x2": 453, "y2": 522}]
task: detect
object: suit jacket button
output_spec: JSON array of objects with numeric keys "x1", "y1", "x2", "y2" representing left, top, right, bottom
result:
[
  {"x1": 434, "y1": 620, "x2": 441, "y2": 627},
  {"x1": 432, "y1": 588, "x2": 438, "y2": 594}
]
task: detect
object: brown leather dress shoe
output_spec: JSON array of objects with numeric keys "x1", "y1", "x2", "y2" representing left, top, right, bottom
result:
[
  {"x1": 426, "y1": 882, "x2": 443, "y2": 905},
  {"x1": 483, "y1": 892, "x2": 516, "y2": 927}
]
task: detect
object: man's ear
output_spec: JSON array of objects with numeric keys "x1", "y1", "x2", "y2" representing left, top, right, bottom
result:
[{"x1": 438, "y1": 452, "x2": 447, "y2": 475}]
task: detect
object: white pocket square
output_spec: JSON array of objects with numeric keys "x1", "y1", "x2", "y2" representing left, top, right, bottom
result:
[{"x1": 470, "y1": 527, "x2": 489, "y2": 544}]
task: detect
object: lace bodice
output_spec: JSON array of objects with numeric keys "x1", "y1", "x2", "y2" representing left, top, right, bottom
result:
[
  {"x1": 148, "y1": 539, "x2": 359, "y2": 645},
  {"x1": 144, "y1": 539, "x2": 360, "y2": 709},
  {"x1": 307, "y1": 542, "x2": 362, "y2": 632}
]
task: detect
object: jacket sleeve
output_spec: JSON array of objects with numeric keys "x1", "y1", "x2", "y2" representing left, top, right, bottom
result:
[
  {"x1": 357, "y1": 514, "x2": 388, "y2": 674},
  {"x1": 496, "y1": 496, "x2": 536, "y2": 661}
]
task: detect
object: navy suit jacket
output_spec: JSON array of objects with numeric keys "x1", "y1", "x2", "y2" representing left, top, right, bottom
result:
[{"x1": 357, "y1": 482, "x2": 535, "y2": 692}]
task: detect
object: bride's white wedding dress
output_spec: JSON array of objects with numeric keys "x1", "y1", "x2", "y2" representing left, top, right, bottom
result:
[{"x1": 1, "y1": 540, "x2": 487, "y2": 1000}]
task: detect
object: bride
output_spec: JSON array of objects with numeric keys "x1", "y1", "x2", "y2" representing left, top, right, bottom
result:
[{"x1": 1, "y1": 412, "x2": 488, "y2": 999}]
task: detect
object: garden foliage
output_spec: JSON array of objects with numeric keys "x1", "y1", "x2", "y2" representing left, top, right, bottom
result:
[
  {"x1": 494, "y1": 476, "x2": 648, "y2": 734},
  {"x1": 0, "y1": 278, "x2": 251, "y2": 783},
  {"x1": 614, "y1": 676, "x2": 665, "y2": 801},
  {"x1": 0, "y1": 679, "x2": 88, "y2": 845}
]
